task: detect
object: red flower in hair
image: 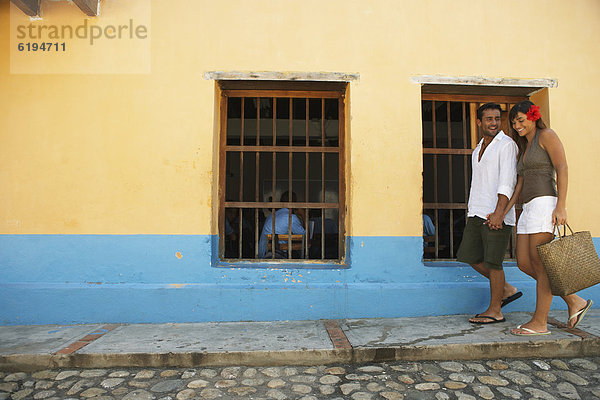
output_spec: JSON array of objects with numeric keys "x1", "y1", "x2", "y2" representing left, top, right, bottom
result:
[{"x1": 526, "y1": 105, "x2": 541, "y2": 121}]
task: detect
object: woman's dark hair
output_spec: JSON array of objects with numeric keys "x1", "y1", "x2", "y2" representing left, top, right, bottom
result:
[{"x1": 508, "y1": 100, "x2": 547, "y2": 158}]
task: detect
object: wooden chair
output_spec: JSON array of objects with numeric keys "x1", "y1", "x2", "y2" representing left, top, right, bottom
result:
[
  {"x1": 266, "y1": 234, "x2": 305, "y2": 258},
  {"x1": 423, "y1": 235, "x2": 436, "y2": 256}
]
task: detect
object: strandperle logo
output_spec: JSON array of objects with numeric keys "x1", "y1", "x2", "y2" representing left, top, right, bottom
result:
[
  {"x1": 15, "y1": 18, "x2": 149, "y2": 45},
  {"x1": 10, "y1": 1, "x2": 152, "y2": 74},
  {"x1": 10, "y1": 0, "x2": 152, "y2": 75}
]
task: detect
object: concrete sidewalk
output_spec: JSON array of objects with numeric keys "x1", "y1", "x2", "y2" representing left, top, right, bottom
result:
[{"x1": 1, "y1": 310, "x2": 599, "y2": 372}]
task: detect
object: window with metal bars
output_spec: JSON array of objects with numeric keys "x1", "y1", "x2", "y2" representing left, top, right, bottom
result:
[
  {"x1": 422, "y1": 94, "x2": 527, "y2": 261},
  {"x1": 218, "y1": 81, "x2": 346, "y2": 262}
]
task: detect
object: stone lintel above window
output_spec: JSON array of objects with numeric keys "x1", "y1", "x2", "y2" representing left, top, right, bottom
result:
[
  {"x1": 413, "y1": 75, "x2": 557, "y2": 97},
  {"x1": 411, "y1": 75, "x2": 557, "y2": 88},
  {"x1": 204, "y1": 71, "x2": 360, "y2": 82}
]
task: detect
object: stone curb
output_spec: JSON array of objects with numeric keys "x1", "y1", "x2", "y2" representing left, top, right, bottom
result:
[{"x1": 2, "y1": 337, "x2": 599, "y2": 372}]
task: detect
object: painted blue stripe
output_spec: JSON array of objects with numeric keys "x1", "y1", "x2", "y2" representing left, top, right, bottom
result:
[{"x1": 1, "y1": 234, "x2": 599, "y2": 325}]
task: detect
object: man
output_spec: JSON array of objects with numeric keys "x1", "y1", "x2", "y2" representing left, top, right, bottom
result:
[
  {"x1": 423, "y1": 213, "x2": 435, "y2": 237},
  {"x1": 457, "y1": 103, "x2": 522, "y2": 324},
  {"x1": 258, "y1": 191, "x2": 306, "y2": 258}
]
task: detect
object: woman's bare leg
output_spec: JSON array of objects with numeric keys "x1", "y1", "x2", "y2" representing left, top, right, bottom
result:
[
  {"x1": 512, "y1": 232, "x2": 554, "y2": 333},
  {"x1": 515, "y1": 234, "x2": 534, "y2": 278}
]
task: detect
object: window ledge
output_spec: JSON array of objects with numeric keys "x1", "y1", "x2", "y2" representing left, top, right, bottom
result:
[
  {"x1": 215, "y1": 259, "x2": 349, "y2": 270},
  {"x1": 204, "y1": 71, "x2": 359, "y2": 82},
  {"x1": 411, "y1": 75, "x2": 557, "y2": 88}
]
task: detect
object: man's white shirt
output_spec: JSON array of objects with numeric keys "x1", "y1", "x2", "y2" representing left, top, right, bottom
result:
[{"x1": 467, "y1": 130, "x2": 518, "y2": 226}]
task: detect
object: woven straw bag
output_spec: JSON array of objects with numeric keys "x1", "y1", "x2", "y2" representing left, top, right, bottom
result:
[{"x1": 537, "y1": 225, "x2": 600, "y2": 296}]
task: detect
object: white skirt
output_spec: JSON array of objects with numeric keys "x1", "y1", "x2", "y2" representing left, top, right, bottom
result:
[{"x1": 517, "y1": 196, "x2": 558, "y2": 235}]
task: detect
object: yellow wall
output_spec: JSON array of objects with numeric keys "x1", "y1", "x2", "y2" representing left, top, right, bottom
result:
[{"x1": 2, "y1": 0, "x2": 599, "y2": 236}]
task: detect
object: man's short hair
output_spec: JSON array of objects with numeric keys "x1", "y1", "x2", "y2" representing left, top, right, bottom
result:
[
  {"x1": 476, "y1": 103, "x2": 502, "y2": 120},
  {"x1": 280, "y1": 191, "x2": 297, "y2": 202}
]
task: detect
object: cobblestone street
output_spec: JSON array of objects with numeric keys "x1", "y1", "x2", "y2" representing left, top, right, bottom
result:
[{"x1": 2, "y1": 357, "x2": 600, "y2": 400}]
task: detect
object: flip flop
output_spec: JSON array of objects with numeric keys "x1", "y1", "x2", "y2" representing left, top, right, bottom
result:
[
  {"x1": 501, "y1": 291, "x2": 523, "y2": 307},
  {"x1": 511, "y1": 324, "x2": 551, "y2": 336},
  {"x1": 469, "y1": 314, "x2": 506, "y2": 324},
  {"x1": 568, "y1": 299, "x2": 593, "y2": 329}
]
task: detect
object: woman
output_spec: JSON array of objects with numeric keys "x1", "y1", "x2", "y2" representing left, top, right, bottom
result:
[{"x1": 503, "y1": 100, "x2": 592, "y2": 335}]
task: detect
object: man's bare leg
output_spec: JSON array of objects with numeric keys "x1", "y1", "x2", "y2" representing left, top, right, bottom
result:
[
  {"x1": 470, "y1": 266, "x2": 505, "y2": 323},
  {"x1": 470, "y1": 262, "x2": 519, "y2": 301}
]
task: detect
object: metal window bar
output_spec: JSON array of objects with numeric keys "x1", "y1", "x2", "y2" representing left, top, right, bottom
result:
[
  {"x1": 447, "y1": 102, "x2": 454, "y2": 258},
  {"x1": 462, "y1": 102, "x2": 469, "y2": 256},
  {"x1": 321, "y1": 99, "x2": 325, "y2": 146},
  {"x1": 463, "y1": 102, "x2": 468, "y2": 243},
  {"x1": 287, "y1": 100, "x2": 294, "y2": 258},
  {"x1": 287, "y1": 208, "x2": 292, "y2": 259},
  {"x1": 226, "y1": 202, "x2": 339, "y2": 208},
  {"x1": 432, "y1": 101, "x2": 439, "y2": 258},
  {"x1": 271, "y1": 118, "x2": 276, "y2": 259},
  {"x1": 238, "y1": 160, "x2": 244, "y2": 258},
  {"x1": 304, "y1": 97, "x2": 310, "y2": 254},
  {"x1": 305, "y1": 98, "x2": 309, "y2": 146},
  {"x1": 305, "y1": 156, "x2": 309, "y2": 259},
  {"x1": 271, "y1": 205, "x2": 275, "y2": 259},
  {"x1": 321, "y1": 99, "x2": 326, "y2": 259},
  {"x1": 254, "y1": 97, "x2": 260, "y2": 258}
]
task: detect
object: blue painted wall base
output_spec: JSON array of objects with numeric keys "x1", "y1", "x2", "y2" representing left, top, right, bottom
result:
[{"x1": 1, "y1": 235, "x2": 599, "y2": 325}]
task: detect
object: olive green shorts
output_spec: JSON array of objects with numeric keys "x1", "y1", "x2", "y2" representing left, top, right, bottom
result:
[{"x1": 457, "y1": 216, "x2": 513, "y2": 270}]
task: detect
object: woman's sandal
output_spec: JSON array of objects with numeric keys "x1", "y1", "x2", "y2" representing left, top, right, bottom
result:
[
  {"x1": 510, "y1": 324, "x2": 550, "y2": 336},
  {"x1": 568, "y1": 299, "x2": 593, "y2": 329}
]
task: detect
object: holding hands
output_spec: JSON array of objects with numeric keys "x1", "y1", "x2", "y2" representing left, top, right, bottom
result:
[
  {"x1": 487, "y1": 204, "x2": 567, "y2": 230},
  {"x1": 485, "y1": 211, "x2": 504, "y2": 230}
]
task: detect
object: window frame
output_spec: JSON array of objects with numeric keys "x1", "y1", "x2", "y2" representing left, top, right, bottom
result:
[{"x1": 217, "y1": 81, "x2": 348, "y2": 266}]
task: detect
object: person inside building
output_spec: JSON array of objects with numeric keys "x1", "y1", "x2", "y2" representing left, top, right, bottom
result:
[
  {"x1": 423, "y1": 213, "x2": 435, "y2": 237},
  {"x1": 258, "y1": 191, "x2": 306, "y2": 258}
]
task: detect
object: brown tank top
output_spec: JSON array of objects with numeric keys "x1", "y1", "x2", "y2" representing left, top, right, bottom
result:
[{"x1": 517, "y1": 130, "x2": 557, "y2": 203}]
